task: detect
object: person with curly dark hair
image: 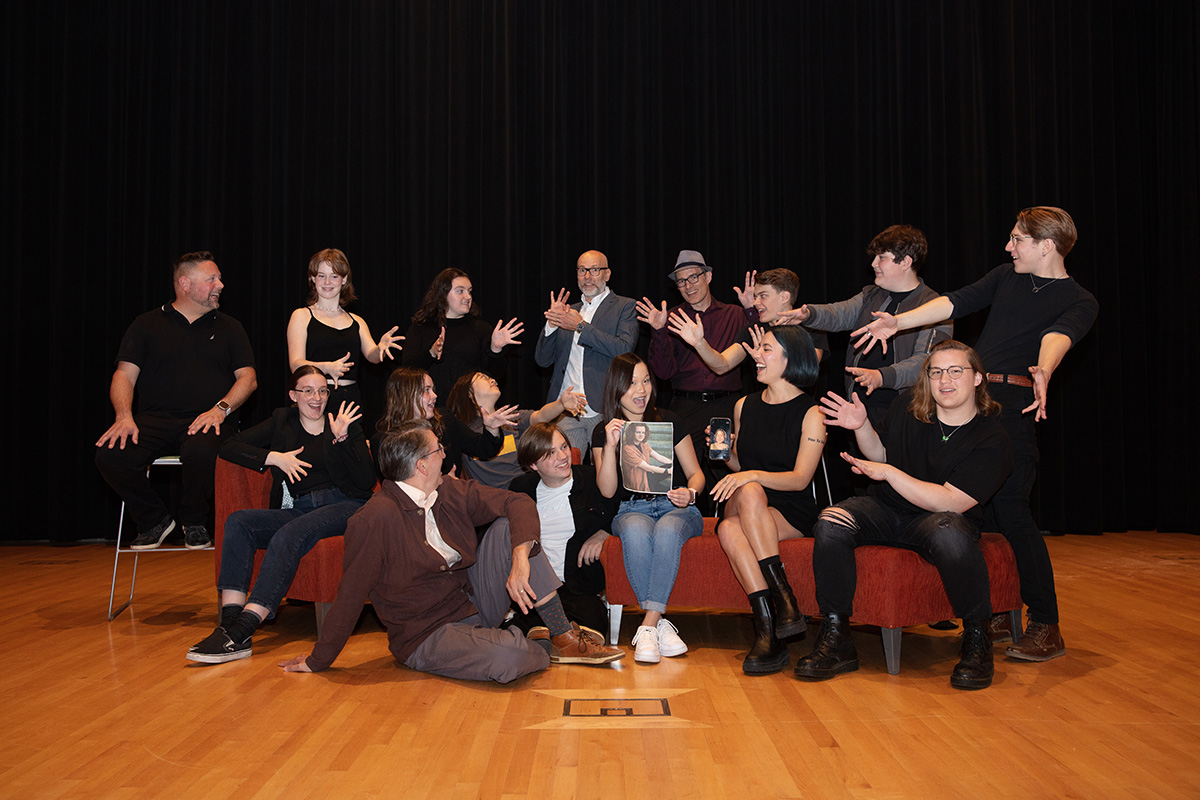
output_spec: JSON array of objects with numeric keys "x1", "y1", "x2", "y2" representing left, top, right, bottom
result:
[{"x1": 401, "y1": 268, "x2": 524, "y2": 396}]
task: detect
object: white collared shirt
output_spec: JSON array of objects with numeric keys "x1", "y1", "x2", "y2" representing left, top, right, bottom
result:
[{"x1": 395, "y1": 480, "x2": 461, "y2": 567}]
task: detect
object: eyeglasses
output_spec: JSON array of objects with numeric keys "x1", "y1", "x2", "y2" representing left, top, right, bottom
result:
[
  {"x1": 674, "y1": 272, "x2": 705, "y2": 288},
  {"x1": 419, "y1": 443, "x2": 446, "y2": 460},
  {"x1": 576, "y1": 266, "x2": 607, "y2": 277},
  {"x1": 927, "y1": 366, "x2": 973, "y2": 380},
  {"x1": 294, "y1": 387, "x2": 330, "y2": 398},
  {"x1": 1008, "y1": 234, "x2": 1035, "y2": 243}
]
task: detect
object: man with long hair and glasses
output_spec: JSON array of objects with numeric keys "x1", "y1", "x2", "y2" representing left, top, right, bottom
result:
[{"x1": 797, "y1": 340, "x2": 1012, "y2": 690}]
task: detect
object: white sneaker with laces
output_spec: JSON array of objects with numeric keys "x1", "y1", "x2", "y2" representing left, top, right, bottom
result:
[
  {"x1": 632, "y1": 625, "x2": 661, "y2": 663},
  {"x1": 656, "y1": 618, "x2": 688, "y2": 657}
]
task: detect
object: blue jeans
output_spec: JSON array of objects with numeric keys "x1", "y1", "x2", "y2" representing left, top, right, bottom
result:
[
  {"x1": 217, "y1": 487, "x2": 366, "y2": 615},
  {"x1": 614, "y1": 497, "x2": 703, "y2": 613}
]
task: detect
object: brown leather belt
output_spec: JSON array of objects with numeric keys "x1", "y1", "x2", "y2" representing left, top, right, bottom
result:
[{"x1": 986, "y1": 373, "x2": 1033, "y2": 388}]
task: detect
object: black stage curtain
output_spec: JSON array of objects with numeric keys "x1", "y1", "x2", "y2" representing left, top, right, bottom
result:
[{"x1": 5, "y1": 2, "x2": 1197, "y2": 541}]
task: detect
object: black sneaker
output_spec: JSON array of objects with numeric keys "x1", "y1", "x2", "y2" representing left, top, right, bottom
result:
[
  {"x1": 186, "y1": 626, "x2": 252, "y2": 664},
  {"x1": 130, "y1": 517, "x2": 176, "y2": 550},
  {"x1": 184, "y1": 525, "x2": 211, "y2": 550}
]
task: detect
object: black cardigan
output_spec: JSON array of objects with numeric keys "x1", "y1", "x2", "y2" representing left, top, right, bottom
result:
[{"x1": 220, "y1": 407, "x2": 377, "y2": 509}]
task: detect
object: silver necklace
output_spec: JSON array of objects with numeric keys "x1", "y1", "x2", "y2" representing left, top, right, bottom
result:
[{"x1": 1029, "y1": 274, "x2": 1067, "y2": 293}]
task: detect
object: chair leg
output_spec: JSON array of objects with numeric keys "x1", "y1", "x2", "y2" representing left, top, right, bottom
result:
[
  {"x1": 315, "y1": 602, "x2": 333, "y2": 639},
  {"x1": 607, "y1": 603, "x2": 623, "y2": 646},
  {"x1": 881, "y1": 627, "x2": 902, "y2": 675},
  {"x1": 108, "y1": 501, "x2": 138, "y2": 621},
  {"x1": 1008, "y1": 609, "x2": 1023, "y2": 640}
]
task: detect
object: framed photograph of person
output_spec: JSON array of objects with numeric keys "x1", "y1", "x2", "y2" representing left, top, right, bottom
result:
[{"x1": 620, "y1": 421, "x2": 675, "y2": 494}]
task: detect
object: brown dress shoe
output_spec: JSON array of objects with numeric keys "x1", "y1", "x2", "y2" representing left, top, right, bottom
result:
[
  {"x1": 988, "y1": 612, "x2": 1014, "y2": 643},
  {"x1": 527, "y1": 624, "x2": 607, "y2": 649},
  {"x1": 1005, "y1": 620, "x2": 1066, "y2": 661},
  {"x1": 541, "y1": 624, "x2": 625, "y2": 664}
]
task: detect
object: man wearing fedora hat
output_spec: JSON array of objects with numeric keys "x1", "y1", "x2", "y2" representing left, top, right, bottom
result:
[{"x1": 637, "y1": 251, "x2": 757, "y2": 508}]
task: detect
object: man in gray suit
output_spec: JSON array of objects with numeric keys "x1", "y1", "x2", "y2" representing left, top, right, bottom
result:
[{"x1": 535, "y1": 250, "x2": 639, "y2": 455}]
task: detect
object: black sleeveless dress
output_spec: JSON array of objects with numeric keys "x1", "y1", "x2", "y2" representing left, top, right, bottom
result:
[{"x1": 733, "y1": 391, "x2": 818, "y2": 534}]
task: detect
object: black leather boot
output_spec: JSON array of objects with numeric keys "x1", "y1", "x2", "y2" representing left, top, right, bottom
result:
[
  {"x1": 950, "y1": 620, "x2": 994, "y2": 690},
  {"x1": 743, "y1": 593, "x2": 790, "y2": 675},
  {"x1": 760, "y1": 559, "x2": 806, "y2": 640},
  {"x1": 793, "y1": 613, "x2": 858, "y2": 679}
]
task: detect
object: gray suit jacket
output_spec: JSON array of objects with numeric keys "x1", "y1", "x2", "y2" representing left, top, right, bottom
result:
[{"x1": 534, "y1": 291, "x2": 639, "y2": 405}]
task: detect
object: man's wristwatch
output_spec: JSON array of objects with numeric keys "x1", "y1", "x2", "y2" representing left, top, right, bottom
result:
[
  {"x1": 216, "y1": 400, "x2": 232, "y2": 416},
  {"x1": 575, "y1": 319, "x2": 586, "y2": 334}
]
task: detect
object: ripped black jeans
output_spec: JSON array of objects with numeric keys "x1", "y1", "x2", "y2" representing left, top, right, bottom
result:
[{"x1": 812, "y1": 496, "x2": 992, "y2": 623}]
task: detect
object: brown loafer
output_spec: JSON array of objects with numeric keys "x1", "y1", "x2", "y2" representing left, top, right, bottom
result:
[
  {"x1": 538, "y1": 623, "x2": 624, "y2": 664},
  {"x1": 1005, "y1": 620, "x2": 1066, "y2": 661}
]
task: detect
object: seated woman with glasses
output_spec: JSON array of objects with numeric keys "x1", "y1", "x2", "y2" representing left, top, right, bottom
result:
[{"x1": 187, "y1": 365, "x2": 377, "y2": 664}]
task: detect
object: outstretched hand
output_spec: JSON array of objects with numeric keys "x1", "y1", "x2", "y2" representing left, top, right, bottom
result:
[
  {"x1": 739, "y1": 324, "x2": 767, "y2": 363},
  {"x1": 733, "y1": 270, "x2": 758, "y2": 308},
  {"x1": 667, "y1": 309, "x2": 705, "y2": 347},
  {"x1": 850, "y1": 311, "x2": 899, "y2": 355},
  {"x1": 774, "y1": 305, "x2": 811, "y2": 326},
  {"x1": 820, "y1": 391, "x2": 868, "y2": 430},
  {"x1": 636, "y1": 298, "x2": 669, "y2": 330},
  {"x1": 328, "y1": 401, "x2": 362, "y2": 440},
  {"x1": 491, "y1": 318, "x2": 524, "y2": 352},
  {"x1": 378, "y1": 327, "x2": 404, "y2": 360},
  {"x1": 1022, "y1": 366, "x2": 1051, "y2": 420},
  {"x1": 845, "y1": 366, "x2": 883, "y2": 396},
  {"x1": 840, "y1": 451, "x2": 891, "y2": 482},
  {"x1": 430, "y1": 327, "x2": 446, "y2": 360}
]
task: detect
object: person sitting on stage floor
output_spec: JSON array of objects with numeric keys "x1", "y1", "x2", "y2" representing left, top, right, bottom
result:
[
  {"x1": 277, "y1": 420, "x2": 623, "y2": 681},
  {"x1": 508, "y1": 423, "x2": 616, "y2": 638},
  {"x1": 795, "y1": 340, "x2": 1012, "y2": 690},
  {"x1": 187, "y1": 365, "x2": 376, "y2": 664}
]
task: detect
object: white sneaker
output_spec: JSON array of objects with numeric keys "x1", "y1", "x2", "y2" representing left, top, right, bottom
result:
[
  {"x1": 632, "y1": 625, "x2": 661, "y2": 663},
  {"x1": 656, "y1": 618, "x2": 688, "y2": 657}
]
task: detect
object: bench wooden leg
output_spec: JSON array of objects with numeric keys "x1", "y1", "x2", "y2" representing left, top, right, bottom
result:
[{"x1": 881, "y1": 627, "x2": 902, "y2": 674}]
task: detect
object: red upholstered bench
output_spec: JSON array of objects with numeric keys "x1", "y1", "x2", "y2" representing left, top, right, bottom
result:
[
  {"x1": 600, "y1": 518, "x2": 1022, "y2": 674},
  {"x1": 214, "y1": 458, "x2": 351, "y2": 635}
]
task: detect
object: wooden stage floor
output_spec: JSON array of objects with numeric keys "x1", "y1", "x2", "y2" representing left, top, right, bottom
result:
[{"x1": 3, "y1": 531, "x2": 1198, "y2": 799}]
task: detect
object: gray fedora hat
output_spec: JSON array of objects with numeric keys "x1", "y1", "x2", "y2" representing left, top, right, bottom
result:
[{"x1": 668, "y1": 249, "x2": 712, "y2": 280}]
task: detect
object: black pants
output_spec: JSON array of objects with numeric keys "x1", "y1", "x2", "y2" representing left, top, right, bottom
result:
[
  {"x1": 812, "y1": 495, "x2": 992, "y2": 623},
  {"x1": 95, "y1": 413, "x2": 232, "y2": 532},
  {"x1": 984, "y1": 383, "x2": 1059, "y2": 624}
]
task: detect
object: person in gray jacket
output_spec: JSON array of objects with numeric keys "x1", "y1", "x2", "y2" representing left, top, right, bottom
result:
[
  {"x1": 783, "y1": 225, "x2": 951, "y2": 427},
  {"x1": 535, "y1": 250, "x2": 639, "y2": 455}
]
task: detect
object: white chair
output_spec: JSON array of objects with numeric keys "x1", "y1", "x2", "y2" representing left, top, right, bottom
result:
[{"x1": 107, "y1": 456, "x2": 212, "y2": 620}]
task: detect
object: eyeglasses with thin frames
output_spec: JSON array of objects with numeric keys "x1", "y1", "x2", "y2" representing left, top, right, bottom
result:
[
  {"x1": 294, "y1": 387, "x2": 330, "y2": 398},
  {"x1": 927, "y1": 366, "x2": 973, "y2": 380}
]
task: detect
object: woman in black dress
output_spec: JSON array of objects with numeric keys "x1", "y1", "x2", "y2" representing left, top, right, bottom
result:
[{"x1": 712, "y1": 325, "x2": 825, "y2": 675}]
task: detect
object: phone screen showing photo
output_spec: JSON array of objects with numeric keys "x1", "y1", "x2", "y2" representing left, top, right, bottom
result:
[{"x1": 708, "y1": 417, "x2": 732, "y2": 461}]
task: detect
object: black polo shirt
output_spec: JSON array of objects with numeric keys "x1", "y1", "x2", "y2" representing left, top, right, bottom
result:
[{"x1": 115, "y1": 304, "x2": 256, "y2": 418}]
